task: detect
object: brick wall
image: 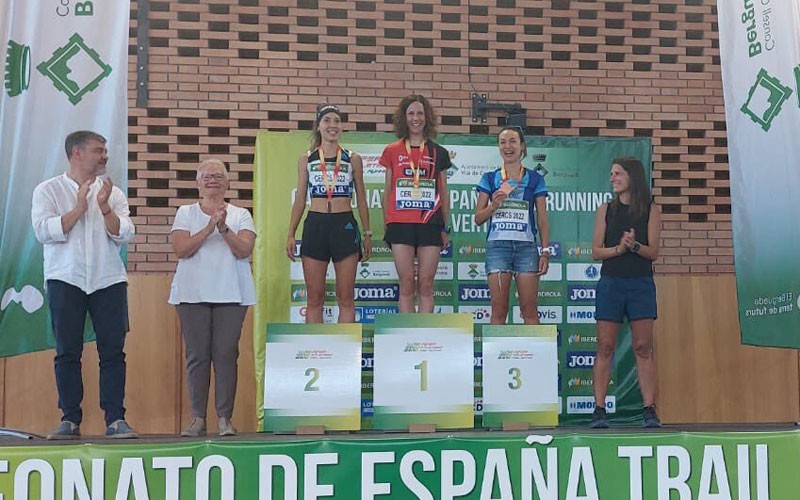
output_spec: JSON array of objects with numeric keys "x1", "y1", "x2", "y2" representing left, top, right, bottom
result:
[{"x1": 127, "y1": 0, "x2": 731, "y2": 274}]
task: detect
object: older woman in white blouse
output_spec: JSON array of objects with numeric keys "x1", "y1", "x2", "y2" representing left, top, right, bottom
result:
[{"x1": 169, "y1": 159, "x2": 256, "y2": 437}]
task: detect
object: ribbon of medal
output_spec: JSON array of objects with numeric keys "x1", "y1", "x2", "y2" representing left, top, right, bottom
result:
[
  {"x1": 405, "y1": 140, "x2": 424, "y2": 199},
  {"x1": 317, "y1": 146, "x2": 341, "y2": 212}
]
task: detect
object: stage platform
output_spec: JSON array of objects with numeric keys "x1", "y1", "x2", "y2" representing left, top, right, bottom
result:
[{"x1": 0, "y1": 424, "x2": 796, "y2": 497}]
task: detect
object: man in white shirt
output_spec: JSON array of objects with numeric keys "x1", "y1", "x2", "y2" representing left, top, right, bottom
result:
[{"x1": 31, "y1": 130, "x2": 138, "y2": 440}]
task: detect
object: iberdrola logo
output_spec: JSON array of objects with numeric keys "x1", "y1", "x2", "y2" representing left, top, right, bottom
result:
[
  {"x1": 37, "y1": 33, "x2": 111, "y2": 105},
  {"x1": 4, "y1": 40, "x2": 31, "y2": 97}
]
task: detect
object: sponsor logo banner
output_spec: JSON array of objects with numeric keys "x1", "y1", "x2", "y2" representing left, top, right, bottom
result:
[
  {"x1": 458, "y1": 305, "x2": 493, "y2": 324},
  {"x1": 567, "y1": 306, "x2": 596, "y2": 324},
  {"x1": 566, "y1": 263, "x2": 602, "y2": 281},
  {"x1": 566, "y1": 396, "x2": 616, "y2": 414},
  {"x1": 355, "y1": 305, "x2": 399, "y2": 323},
  {"x1": 458, "y1": 284, "x2": 491, "y2": 302},
  {"x1": 355, "y1": 284, "x2": 400, "y2": 302},
  {"x1": 566, "y1": 351, "x2": 597, "y2": 369},
  {"x1": 568, "y1": 285, "x2": 596, "y2": 302},
  {"x1": 512, "y1": 305, "x2": 563, "y2": 324},
  {"x1": 457, "y1": 262, "x2": 487, "y2": 281}
]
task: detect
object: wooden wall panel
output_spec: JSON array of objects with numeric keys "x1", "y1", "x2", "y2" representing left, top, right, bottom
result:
[
  {"x1": 2, "y1": 273, "x2": 798, "y2": 434},
  {"x1": 655, "y1": 274, "x2": 800, "y2": 423}
]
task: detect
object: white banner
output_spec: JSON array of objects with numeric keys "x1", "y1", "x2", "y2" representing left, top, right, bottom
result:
[
  {"x1": 717, "y1": 0, "x2": 800, "y2": 346},
  {"x1": 0, "y1": 1, "x2": 130, "y2": 355}
]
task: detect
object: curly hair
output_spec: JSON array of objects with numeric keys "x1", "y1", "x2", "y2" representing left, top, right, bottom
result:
[{"x1": 392, "y1": 94, "x2": 438, "y2": 140}]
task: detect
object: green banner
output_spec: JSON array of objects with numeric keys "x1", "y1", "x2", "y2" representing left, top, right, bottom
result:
[
  {"x1": 718, "y1": 0, "x2": 800, "y2": 347},
  {"x1": 0, "y1": 1, "x2": 130, "y2": 357},
  {"x1": 0, "y1": 430, "x2": 793, "y2": 498},
  {"x1": 254, "y1": 132, "x2": 651, "y2": 428}
]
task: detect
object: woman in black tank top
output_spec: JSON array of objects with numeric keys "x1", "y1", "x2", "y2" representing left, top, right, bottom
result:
[{"x1": 589, "y1": 157, "x2": 662, "y2": 429}]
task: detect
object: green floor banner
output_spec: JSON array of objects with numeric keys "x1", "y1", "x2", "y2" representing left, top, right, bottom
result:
[
  {"x1": 0, "y1": 0, "x2": 130, "y2": 356},
  {"x1": 0, "y1": 430, "x2": 793, "y2": 498},
  {"x1": 254, "y1": 131, "x2": 651, "y2": 428},
  {"x1": 718, "y1": 0, "x2": 800, "y2": 346}
]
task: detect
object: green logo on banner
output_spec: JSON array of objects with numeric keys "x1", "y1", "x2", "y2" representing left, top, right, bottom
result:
[
  {"x1": 37, "y1": 33, "x2": 111, "y2": 105},
  {"x1": 4, "y1": 40, "x2": 31, "y2": 97},
  {"x1": 795, "y1": 65, "x2": 800, "y2": 108},
  {"x1": 740, "y1": 68, "x2": 793, "y2": 132}
]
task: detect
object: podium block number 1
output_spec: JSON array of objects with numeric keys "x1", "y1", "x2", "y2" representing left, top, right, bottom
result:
[{"x1": 414, "y1": 360, "x2": 428, "y2": 391}]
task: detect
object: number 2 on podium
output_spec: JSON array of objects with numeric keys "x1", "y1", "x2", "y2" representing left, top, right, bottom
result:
[
  {"x1": 414, "y1": 360, "x2": 428, "y2": 391},
  {"x1": 304, "y1": 367, "x2": 320, "y2": 392}
]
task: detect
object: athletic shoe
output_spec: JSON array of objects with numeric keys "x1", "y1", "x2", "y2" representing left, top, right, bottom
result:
[
  {"x1": 643, "y1": 406, "x2": 662, "y2": 428},
  {"x1": 589, "y1": 406, "x2": 610, "y2": 429},
  {"x1": 46, "y1": 420, "x2": 80, "y2": 440},
  {"x1": 181, "y1": 417, "x2": 207, "y2": 437},
  {"x1": 218, "y1": 417, "x2": 237, "y2": 436},
  {"x1": 106, "y1": 420, "x2": 139, "y2": 439}
]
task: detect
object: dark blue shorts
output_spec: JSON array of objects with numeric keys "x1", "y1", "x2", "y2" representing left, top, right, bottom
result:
[{"x1": 595, "y1": 275, "x2": 657, "y2": 323}]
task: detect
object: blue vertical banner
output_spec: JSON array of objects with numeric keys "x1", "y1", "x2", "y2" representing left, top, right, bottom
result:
[
  {"x1": 718, "y1": 0, "x2": 800, "y2": 346},
  {"x1": 0, "y1": 0, "x2": 130, "y2": 355}
]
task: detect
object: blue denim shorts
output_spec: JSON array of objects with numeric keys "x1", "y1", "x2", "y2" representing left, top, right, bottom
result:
[
  {"x1": 485, "y1": 239, "x2": 539, "y2": 274},
  {"x1": 595, "y1": 275, "x2": 657, "y2": 323}
]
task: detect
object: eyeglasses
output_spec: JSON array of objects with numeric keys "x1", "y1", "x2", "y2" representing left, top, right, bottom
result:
[{"x1": 200, "y1": 173, "x2": 226, "y2": 182}]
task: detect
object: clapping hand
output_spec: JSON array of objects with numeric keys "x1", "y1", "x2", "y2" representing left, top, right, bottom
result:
[
  {"x1": 619, "y1": 228, "x2": 636, "y2": 251},
  {"x1": 214, "y1": 206, "x2": 228, "y2": 233},
  {"x1": 76, "y1": 179, "x2": 92, "y2": 214}
]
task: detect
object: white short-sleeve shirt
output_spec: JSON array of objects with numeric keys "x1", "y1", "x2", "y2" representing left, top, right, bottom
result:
[{"x1": 168, "y1": 203, "x2": 256, "y2": 305}]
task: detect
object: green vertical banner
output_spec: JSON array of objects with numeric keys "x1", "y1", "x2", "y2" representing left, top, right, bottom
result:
[
  {"x1": 0, "y1": 431, "x2": 794, "y2": 497},
  {"x1": 718, "y1": 0, "x2": 800, "y2": 346},
  {"x1": 0, "y1": 0, "x2": 130, "y2": 356},
  {"x1": 254, "y1": 132, "x2": 650, "y2": 428}
]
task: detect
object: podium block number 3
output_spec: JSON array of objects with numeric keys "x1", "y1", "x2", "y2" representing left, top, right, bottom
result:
[{"x1": 508, "y1": 367, "x2": 522, "y2": 390}]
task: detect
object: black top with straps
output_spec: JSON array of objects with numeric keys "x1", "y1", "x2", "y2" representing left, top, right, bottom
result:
[{"x1": 601, "y1": 201, "x2": 653, "y2": 278}]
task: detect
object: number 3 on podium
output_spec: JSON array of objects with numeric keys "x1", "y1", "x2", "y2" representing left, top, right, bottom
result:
[{"x1": 508, "y1": 367, "x2": 522, "y2": 390}]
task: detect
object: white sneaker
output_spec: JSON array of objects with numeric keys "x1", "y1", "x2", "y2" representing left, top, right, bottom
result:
[
  {"x1": 218, "y1": 417, "x2": 237, "y2": 436},
  {"x1": 181, "y1": 417, "x2": 207, "y2": 437}
]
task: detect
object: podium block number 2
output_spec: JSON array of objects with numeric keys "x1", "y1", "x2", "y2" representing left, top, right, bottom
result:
[{"x1": 304, "y1": 368, "x2": 320, "y2": 392}]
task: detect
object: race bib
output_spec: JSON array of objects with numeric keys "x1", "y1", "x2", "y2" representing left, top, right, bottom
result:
[
  {"x1": 309, "y1": 170, "x2": 352, "y2": 197},
  {"x1": 395, "y1": 178, "x2": 436, "y2": 210},
  {"x1": 491, "y1": 199, "x2": 529, "y2": 233}
]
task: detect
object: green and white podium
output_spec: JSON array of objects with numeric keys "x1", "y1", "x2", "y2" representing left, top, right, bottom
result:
[
  {"x1": 481, "y1": 324, "x2": 559, "y2": 429},
  {"x1": 263, "y1": 323, "x2": 362, "y2": 432},
  {"x1": 372, "y1": 313, "x2": 474, "y2": 431}
]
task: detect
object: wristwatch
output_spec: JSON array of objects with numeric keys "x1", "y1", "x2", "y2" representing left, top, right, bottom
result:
[
  {"x1": 442, "y1": 225, "x2": 452, "y2": 234},
  {"x1": 631, "y1": 241, "x2": 641, "y2": 254}
]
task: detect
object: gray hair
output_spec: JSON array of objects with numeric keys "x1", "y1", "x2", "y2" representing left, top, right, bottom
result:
[
  {"x1": 65, "y1": 130, "x2": 107, "y2": 160},
  {"x1": 196, "y1": 158, "x2": 229, "y2": 180}
]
